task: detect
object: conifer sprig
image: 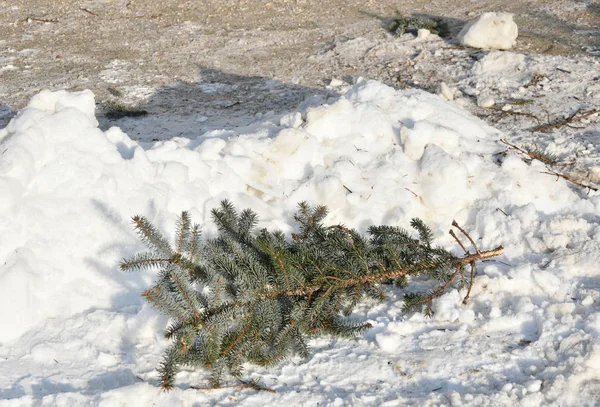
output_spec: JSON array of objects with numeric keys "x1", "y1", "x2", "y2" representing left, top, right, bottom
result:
[{"x1": 122, "y1": 201, "x2": 503, "y2": 390}]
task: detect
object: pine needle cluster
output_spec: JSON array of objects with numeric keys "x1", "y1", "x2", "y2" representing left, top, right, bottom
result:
[
  {"x1": 388, "y1": 12, "x2": 450, "y2": 38},
  {"x1": 121, "y1": 201, "x2": 502, "y2": 390}
]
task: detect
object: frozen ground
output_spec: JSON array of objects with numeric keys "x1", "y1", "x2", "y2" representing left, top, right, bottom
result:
[{"x1": 1, "y1": 1, "x2": 600, "y2": 406}]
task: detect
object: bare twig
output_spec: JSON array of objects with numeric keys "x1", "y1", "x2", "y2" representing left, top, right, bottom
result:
[
  {"x1": 491, "y1": 107, "x2": 540, "y2": 124},
  {"x1": 405, "y1": 188, "x2": 418, "y2": 198},
  {"x1": 495, "y1": 208, "x2": 509, "y2": 217},
  {"x1": 449, "y1": 229, "x2": 469, "y2": 255},
  {"x1": 525, "y1": 73, "x2": 546, "y2": 88},
  {"x1": 462, "y1": 262, "x2": 476, "y2": 305},
  {"x1": 541, "y1": 169, "x2": 598, "y2": 193},
  {"x1": 499, "y1": 139, "x2": 556, "y2": 165},
  {"x1": 532, "y1": 108, "x2": 600, "y2": 133},
  {"x1": 191, "y1": 380, "x2": 277, "y2": 393},
  {"x1": 79, "y1": 7, "x2": 98, "y2": 16},
  {"x1": 452, "y1": 220, "x2": 481, "y2": 255},
  {"x1": 342, "y1": 184, "x2": 353, "y2": 194}
]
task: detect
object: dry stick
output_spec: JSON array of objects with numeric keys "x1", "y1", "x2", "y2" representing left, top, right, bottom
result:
[
  {"x1": 450, "y1": 226, "x2": 479, "y2": 304},
  {"x1": 490, "y1": 107, "x2": 540, "y2": 124},
  {"x1": 415, "y1": 264, "x2": 463, "y2": 312},
  {"x1": 462, "y1": 262, "x2": 476, "y2": 305},
  {"x1": 499, "y1": 139, "x2": 554, "y2": 164},
  {"x1": 532, "y1": 108, "x2": 600, "y2": 133},
  {"x1": 496, "y1": 208, "x2": 509, "y2": 217},
  {"x1": 452, "y1": 220, "x2": 481, "y2": 255},
  {"x1": 501, "y1": 139, "x2": 598, "y2": 192},
  {"x1": 79, "y1": 7, "x2": 98, "y2": 16},
  {"x1": 191, "y1": 380, "x2": 277, "y2": 393},
  {"x1": 405, "y1": 187, "x2": 418, "y2": 197},
  {"x1": 449, "y1": 229, "x2": 469, "y2": 255},
  {"x1": 542, "y1": 169, "x2": 598, "y2": 193},
  {"x1": 259, "y1": 245, "x2": 504, "y2": 300},
  {"x1": 450, "y1": 229, "x2": 469, "y2": 288}
]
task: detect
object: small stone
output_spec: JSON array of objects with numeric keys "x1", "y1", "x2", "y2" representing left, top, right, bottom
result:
[
  {"x1": 329, "y1": 78, "x2": 344, "y2": 87},
  {"x1": 502, "y1": 104, "x2": 512, "y2": 111}
]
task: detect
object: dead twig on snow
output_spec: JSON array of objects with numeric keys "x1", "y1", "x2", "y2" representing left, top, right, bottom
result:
[
  {"x1": 532, "y1": 108, "x2": 600, "y2": 133},
  {"x1": 500, "y1": 139, "x2": 556, "y2": 165},
  {"x1": 491, "y1": 107, "x2": 541, "y2": 124},
  {"x1": 541, "y1": 169, "x2": 598, "y2": 194}
]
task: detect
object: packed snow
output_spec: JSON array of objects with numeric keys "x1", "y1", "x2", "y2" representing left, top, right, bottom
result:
[
  {"x1": 1, "y1": 72, "x2": 600, "y2": 406},
  {"x1": 458, "y1": 13, "x2": 519, "y2": 50}
]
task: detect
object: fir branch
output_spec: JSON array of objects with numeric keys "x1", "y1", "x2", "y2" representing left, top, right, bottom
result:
[
  {"x1": 176, "y1": 212, "x2": 192, "y2": 255},
  {"x1": 131, "y1": 215, "x2": 173, "y2": 256},
  {"x1": 123, "y1": 202, "x2": 504, "y2": 390}
]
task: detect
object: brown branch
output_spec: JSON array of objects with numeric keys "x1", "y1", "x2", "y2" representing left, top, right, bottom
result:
[
  {"x1": 405, "y1": 188, "x2": 418, "y2": 198},
  {"x1": 79, "y1": 7, "x2": 98, "y2": 16},
  {"x1": 532, "y1": 108, "x2": 600, "y2": 133},
  {"x1": 452, "y1": 220, "x2": 481, "y2": 255},
  {"x1": 541, "y1": 169, "x2": 598, "y2": 192},
  {"x1": 259, "y1": 246, "x2": 504, "y2": 299},
  {"x1": 449, "y1": 229, "x2": 469, "y2": 255},
  {"x1": 462, "y1": 262, "x2": 476, "y2": 305},
  {"x1": 415, "y1": 264, "x2": 463, "y2": 308},
  {"x1": 191, "y1": 380, "x2": 277, "y2": 393},
  {"x1": 490, "y1": 107, "x2": 540, "y2": 124},
  {"x1": 499, "y1": 139, "x2": 555, "y2": 164}
]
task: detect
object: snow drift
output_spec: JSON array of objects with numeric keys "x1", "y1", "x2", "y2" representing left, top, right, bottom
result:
[{"x1": 0, "y1": 82, "x2": 599, "y2": 406}]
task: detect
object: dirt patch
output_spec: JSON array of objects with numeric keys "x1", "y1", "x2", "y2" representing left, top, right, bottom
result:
[{"x1": 0, "y1": 0, "x2": 598, "y2": 128}]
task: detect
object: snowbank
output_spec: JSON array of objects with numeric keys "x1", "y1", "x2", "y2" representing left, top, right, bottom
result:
[
  {"x1": 458, "y1": 12, "x2": 519, "y2": 50},
  {"x1": 1, "y1": 83, "x2": 599, "y2": 405}
]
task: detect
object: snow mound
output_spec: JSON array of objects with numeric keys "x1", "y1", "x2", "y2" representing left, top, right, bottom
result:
[
  {"x1": 1, "y1": 83, "x2": 600, "y2": 405},
  {"x1": 458, "y1": 12, "x2": 518, "y2": 50}
]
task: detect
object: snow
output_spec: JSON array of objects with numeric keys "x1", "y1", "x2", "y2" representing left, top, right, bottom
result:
[
  {"x1": 458, "y1": 12, "x2": 519, "y2": 50},
  {"x1": 1, "y1": 70, "x2": 600, "y2": 405}
]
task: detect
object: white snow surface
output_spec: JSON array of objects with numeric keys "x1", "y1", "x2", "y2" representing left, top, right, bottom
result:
[
  {"x1": 1, "y1": 81, "x2": 599, "y2": 406},
  {"x1": 458, "y1": 12, "x2": 519, "y2": 50}
]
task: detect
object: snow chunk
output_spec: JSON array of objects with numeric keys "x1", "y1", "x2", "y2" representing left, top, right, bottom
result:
[
  {"x1": 458, "y1": 12, "x2": 518, "y2": 50},
  {"x1": 477, "y1": 95, "x2": 495, "y2": 108},
  {"x1": 473, "y1": 51, "x2": 526, "y2": 75},
  {"x1": 419, "y1": 144, "x2": 469, "y2": 214},
  {"x1": 439, "y1": 82, "x2": 454, "y2": 101}
]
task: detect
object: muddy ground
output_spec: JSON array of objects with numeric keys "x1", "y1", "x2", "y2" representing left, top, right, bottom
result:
[{"x1": 0, "y1": 0, "x2": 598, "y2": 132}]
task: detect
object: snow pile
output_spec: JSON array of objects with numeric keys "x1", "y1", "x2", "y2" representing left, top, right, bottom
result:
[
  {"x1": 1, "y1": 83, "x2": 599, "y2": 405},
  {"x1": 458, "y1": 12, "x2": 519, "y2": 50}
]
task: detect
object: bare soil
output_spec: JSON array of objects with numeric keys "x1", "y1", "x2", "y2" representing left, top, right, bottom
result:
[{"x1": 0, "y1": 0, "x2": 598, "y2": 132}]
